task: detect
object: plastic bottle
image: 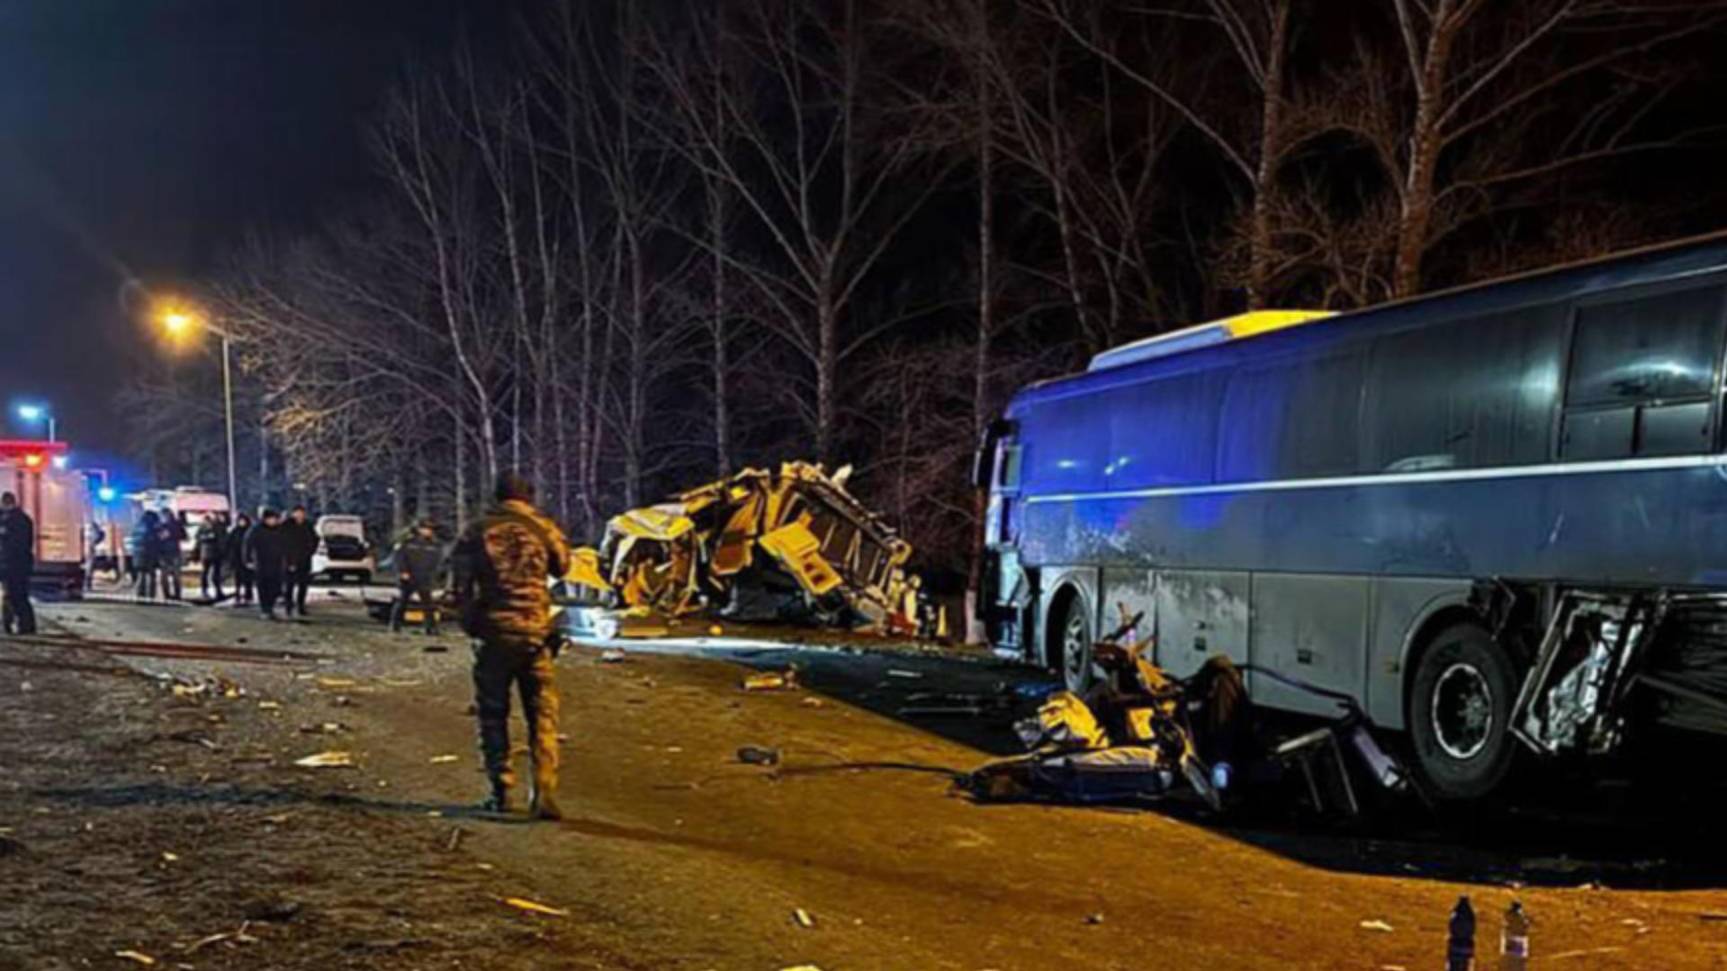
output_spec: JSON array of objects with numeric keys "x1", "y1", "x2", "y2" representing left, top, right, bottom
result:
[
  {"x1": 1448, "y1": 895, "x2": 1477, "y2": 971},
  {"x1": 1501, "y1": 901, "x2": 1529, "y2": 971}
]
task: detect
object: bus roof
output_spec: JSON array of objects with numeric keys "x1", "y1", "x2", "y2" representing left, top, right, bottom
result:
[{"x1": 1087, "y1": 310, "x2": 1334, "y2": 372}]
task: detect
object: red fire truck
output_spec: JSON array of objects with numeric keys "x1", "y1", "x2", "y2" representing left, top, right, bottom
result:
[{"x1": 0, "y1": 440, "x2": 87, "y2": 597}]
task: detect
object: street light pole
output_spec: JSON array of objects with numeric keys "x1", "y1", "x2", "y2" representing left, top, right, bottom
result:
[{"x1": 221, "y1": 332, "x2": 238, "y2": 519}]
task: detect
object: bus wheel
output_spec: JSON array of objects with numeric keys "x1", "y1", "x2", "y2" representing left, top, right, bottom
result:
[
  {"x1": 1052, "y1": 592, "x2": 1093, "y2": 694},
  {"x1": 1407, "y1": 622, "x2": 1518, "y2": 800}
]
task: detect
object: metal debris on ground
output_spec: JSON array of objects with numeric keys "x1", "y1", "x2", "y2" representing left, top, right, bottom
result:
[
  {"x1": 962, "y1": 608, "x2": 1413, "y2": 816},
  {"x1": 429, "y1": 754, "x2": 459, "y2": 764},
  {"x1": 501, "y1": 897, "x2": 569, "y2": 918},
  {"x1": 742, "y1": 669, "x2": 798, "y2": 692},
  {"x1": 737, "y1": 745, "x2": 781, "y2": 766},
  {"x1": 792, "y1": 908, "x2": 815, "y2": 928},
  {"x1": 292, "y1": 751, "x2": 355, "y2": 768},
  {"x1": 562, "y1": 462, "x2": 939, "y2": 638},
  {"x1": 1359, "y1": 919, "x2": 1395, "y2": 933}
]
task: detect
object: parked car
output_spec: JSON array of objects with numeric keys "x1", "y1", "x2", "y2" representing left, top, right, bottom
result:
[{"x1": 311, "y1": 514, "x2": 374, "y2": 583}]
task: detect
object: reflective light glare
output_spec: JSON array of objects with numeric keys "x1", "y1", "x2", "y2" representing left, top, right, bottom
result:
[
  {"x1": 51, "y1": 455, "x2": 69, "y2": 469},
  {"x1": 97, "y1": 486, "x2": 118, "y2": 503}
]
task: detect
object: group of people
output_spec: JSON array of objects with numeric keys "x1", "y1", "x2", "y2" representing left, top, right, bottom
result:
[{"x1": 130, "y1": 505, "x2": 322, "y2": 621}]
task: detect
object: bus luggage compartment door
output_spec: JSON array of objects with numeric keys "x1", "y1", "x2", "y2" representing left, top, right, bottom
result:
[
  {"x1": 1249, "y1": 574, "x2": 1368, "y2": 718},
  {"x1": 1153, "y1": 570, "x2": 1250, "y2": 679}
]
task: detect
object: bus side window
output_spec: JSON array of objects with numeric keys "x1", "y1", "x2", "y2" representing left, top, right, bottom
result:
[
  {"x1": 1363, "y1": 307, "x2": 1564, "y2": 473},
  {"x1": 1561, "y1": 286, "x2": 1726, "y2": 460}
]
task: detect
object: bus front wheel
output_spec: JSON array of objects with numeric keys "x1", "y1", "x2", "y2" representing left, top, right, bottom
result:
[
  {"x1": 1407, "y1": 622, "x2": 1518, "y2": 801},
  {"x1": 1051, "y1": 591, "x2": 1094, "y2": 694}
]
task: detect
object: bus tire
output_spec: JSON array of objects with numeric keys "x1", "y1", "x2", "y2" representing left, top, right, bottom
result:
[
  {"x1": 1050, "y1": 590, "x2": 1094, "y2": 694},
  {"x1": 1407, "y1": 622, "x2": 1518, "y2": 801}
]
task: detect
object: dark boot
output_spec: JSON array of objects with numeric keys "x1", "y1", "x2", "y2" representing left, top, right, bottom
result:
[{"x1": 480, "y1": 779, "x2": 510, "y2": 814}]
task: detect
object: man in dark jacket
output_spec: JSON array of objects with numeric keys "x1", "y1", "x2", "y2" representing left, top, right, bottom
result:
[
  {"x1": 244, "y1": 509, "x2": 290, "y2": 620},
  {"x1": 390, "y1": 519, "x2": 446, "y2": 635},
  {"x1": 131, "y1": 510, "x2": 160, "y2": 600},
  {"x1": 282, "y1": 506, "x2": 319, "y2": 619},
  {"x1": 159, "y1": 511, "x2": 186, "y2": 601},
  {"x1": 226, "y1": 512, "x2": 254, "y2": 606},
  {"x1": 453, "y1": 473, "x2": 571, "y2": 820},
  {"x1": 0, "y1": 492, "x2": 36, "y2": 635},
  {"x1": 196, "y1": 513, "x2": 228, "y2": 601}
]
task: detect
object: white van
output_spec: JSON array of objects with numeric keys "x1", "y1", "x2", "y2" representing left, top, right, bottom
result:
[
  {"x1": 312, "y1": 514, "x2": 374, "y2": 583},
  {"x1": 128, "y1": 487, "x2": 231, "y2": 560}
]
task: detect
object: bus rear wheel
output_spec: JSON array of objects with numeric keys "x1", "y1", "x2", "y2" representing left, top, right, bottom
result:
[
  {"x1": 1051, "y1": 591, "x2": 1094, "y2": 694},
  {"x1": 1407, "y1": 621, "x2": 1519, "y2": 801}
]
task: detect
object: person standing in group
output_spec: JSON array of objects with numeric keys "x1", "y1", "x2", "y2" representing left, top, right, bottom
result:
[
  {"x1": 196, "y1": 513, "x2": 228, "y2": 601},
  {"x1": 85, "y1": 520, "x2": 106, "y2": 591},
  {"x1": 245, "y1": 509, "x2": 290, "y2": 620},
  {"x1": 131, "y1": 510, "x2": 161, "y2": 601},
  {"x1": 158, "y1": 510, "x2": 185, "y2": 601},
  {"x1": 453, "y1": 473, "x2": 571, "y2": 820},
  {"x1": 0, "y1": 492, "x2": 37, "y2": 636},
  {"x1": 390, "y1": 519, "x2": 446, "y2": 636},
  {"x1": 282, "y1": 505, "x2": 319, "y2": 619},
  {"x1": 226, "y1": 511, "x2": 255, "y2": 607}
]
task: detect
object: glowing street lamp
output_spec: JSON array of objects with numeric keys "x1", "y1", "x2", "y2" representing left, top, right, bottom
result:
[
  {"x1": 150, "y1": 296, "x2": 238, "y2": 517},
  {"x1": 15, "y1": 403, "x2": 56, "y2": 442}
]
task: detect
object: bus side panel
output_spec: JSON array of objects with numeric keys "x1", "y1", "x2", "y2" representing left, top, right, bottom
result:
[
  {"x1": 1249, "y1": 573, "x2": 1368, "y2": 718},
  {"x1": 1016, "y1": 464, "x2": 1727, "y2": 588},
  {"x1": 1153, "y1": 570, "x2": 1249, "y2": 678},
  {"x1": 1367, "y1": 578, "x2": 1473, "y2": 729}
]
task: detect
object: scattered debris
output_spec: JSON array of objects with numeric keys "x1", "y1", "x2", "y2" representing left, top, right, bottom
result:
[
  {"x1": 446, "y1": 828, "x2": 466, "y2": 852},
  {"x1": 298, "y1": 722, "x2": 348, "y2": 735},
  {"x1": 884, "y1": 668, "x2": 923, "y2": 680},
  {"x1": 429, "y1": 754, "x2": 459, "y2": 764},
  {"x1": 502, "y1": 897, "x2": 569, "y2": 918},
  {"x1": 792, "y1": 908, "x2": 815, "y2": 928},
  {"x1": 742, "y1": 669, "x2": 798, "y2": 692},
  {"x1": 599, "y1": 648, "x2": 628, "y2": 663},
  {"x1": 737, "y1": 746, "x2": 781, "y2": 766},
  {"x1": 256, "y1": 701, "x2": 280, "y2": 711},
  {"x1": 801, "y1": 697, "x2": 826, "y2": 709},
  {"x1": 316, "y1": 677, "x2": 356, "y2": 689},
  {"x1": 241, "y1": 897, "x2": 303, "y2": 922},
  {"x1": 1359, "y1": 919, "x2": 1395, "y2": 933},
  {"x1": 292, "y1": 751, "x2": 355, "y2": 769},
  {"x1": 161, "y1": 851, "x2": 179, "y2": 863},
  {"x1": 113, "y1": 950, "x2": 156, "y2": 965},
  {"x1": 563, "y1": 462, "x2": 938, "y2": 637},
  {"x1": 1085, "y1": 913, "x2": 1106, "y2": 926}
]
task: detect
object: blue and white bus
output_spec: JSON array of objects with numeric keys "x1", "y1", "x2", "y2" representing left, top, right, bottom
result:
[{"x1": 975, "y1": 234, "x2": 1727, "y2": 799}]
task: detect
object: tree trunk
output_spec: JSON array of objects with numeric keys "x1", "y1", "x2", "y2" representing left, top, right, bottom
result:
[
  {"x1": 1246, "y1": 0, "x2": 1292, "y2": 308},
  {"x1": 1394, "y1": 8, "x2": 1457, "y2": 299}
]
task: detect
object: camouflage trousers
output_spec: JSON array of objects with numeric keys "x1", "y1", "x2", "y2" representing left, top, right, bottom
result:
[{"x1": 470, "y1": 639, "x2": 560, "y2": 795}]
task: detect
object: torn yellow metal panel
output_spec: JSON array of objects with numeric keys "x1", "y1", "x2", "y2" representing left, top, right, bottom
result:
[
  {"x1": 758, "y1": 520, "x2": 843, "y2": 597},
  {"x1": 564, "y1": 547, "x2": 612, "y2": 594},
  {"x1": 611, "y1": 505, "x2": 696, "y2": 541},
  {"x1": 710, "y1": 491, "x2": 764, "y2": 577}
]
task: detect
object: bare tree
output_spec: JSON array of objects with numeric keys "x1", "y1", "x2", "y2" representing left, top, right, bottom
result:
[
  {"x1": 646, "y1": 0, "x2": 953, "y2": 462},
  {"x1": 1382, "y1": 0, "x2": 1727, "y2": 294}
]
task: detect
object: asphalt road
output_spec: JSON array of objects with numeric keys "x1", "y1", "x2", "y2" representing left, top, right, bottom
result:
[{"x1": 5, "y1": 587, "x2": 1727, "y2": 968}]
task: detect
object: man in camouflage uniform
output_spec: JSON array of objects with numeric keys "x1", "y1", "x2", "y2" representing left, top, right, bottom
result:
[{"x1": 453, "y1": 473, "x2": 571, "y2": 820}]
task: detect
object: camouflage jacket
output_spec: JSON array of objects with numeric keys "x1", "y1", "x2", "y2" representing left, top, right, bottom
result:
[{"x1": 452, "y1": 500, "x2": 571, "y2": 646}]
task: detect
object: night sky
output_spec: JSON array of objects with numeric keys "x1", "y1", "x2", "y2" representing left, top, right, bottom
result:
[{"x1": 0, "y1": 0, "x2": 516, "y2": 456}]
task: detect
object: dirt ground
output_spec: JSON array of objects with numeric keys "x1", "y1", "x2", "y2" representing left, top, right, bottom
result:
[{"x1": 6, "y1": 589, "x2": 1727, "y2": 970}]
